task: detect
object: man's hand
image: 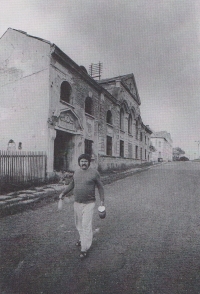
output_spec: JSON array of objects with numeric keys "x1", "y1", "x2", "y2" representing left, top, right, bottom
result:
[{"x1": 59, "y1": 192, "x2": 64, "y2": 200}]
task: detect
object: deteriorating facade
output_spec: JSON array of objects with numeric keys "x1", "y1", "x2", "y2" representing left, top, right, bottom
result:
[{"x1": 0, "y1": 28, "x2": 152, "y2": 176}]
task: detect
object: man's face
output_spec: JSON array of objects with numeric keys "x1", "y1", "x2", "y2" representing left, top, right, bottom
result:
[{"x1": 79, "y1": 159, "x2": 89, "y2": 170}]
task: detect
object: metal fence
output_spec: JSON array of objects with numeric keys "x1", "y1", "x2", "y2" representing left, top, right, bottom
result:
[{"x1": 0, "y1": 151, "x2": 47, "y2": 185}]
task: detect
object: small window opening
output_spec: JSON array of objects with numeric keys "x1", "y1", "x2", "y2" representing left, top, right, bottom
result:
[
  {"x1": 106, "y1": 110, "x2": 112, "y2": 125},
  {"x1": 60, "y1": 81, "x2": 72, "y2": 103},
  {"x1": 85, "y1": 97, "x2": 93, "y2": 115}
]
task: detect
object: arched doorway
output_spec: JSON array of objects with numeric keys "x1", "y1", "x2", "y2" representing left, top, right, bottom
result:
[{"x1": 54, "y1": 130, "x2": 74, "y2": 171}]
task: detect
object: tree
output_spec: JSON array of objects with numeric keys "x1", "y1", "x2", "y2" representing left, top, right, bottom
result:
[{"x1": 173, "y1": 147, "x2": 185, "y2": 161}]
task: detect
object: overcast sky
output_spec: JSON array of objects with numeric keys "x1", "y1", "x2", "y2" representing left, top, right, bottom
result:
[{"x1": 1, "y1": 0, "x2": 200, "y2": 159}]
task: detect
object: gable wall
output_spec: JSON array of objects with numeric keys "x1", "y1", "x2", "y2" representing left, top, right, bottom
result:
[
  {"x1": 98, "y1": 79, "x2": 152, "y2": 162},
  {"x1": 0, "y1": 29, "x2": 51, "y2": 151}
]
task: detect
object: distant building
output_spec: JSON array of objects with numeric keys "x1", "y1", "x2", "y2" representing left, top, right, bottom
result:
[
  {"x1": 150, "y1": 131, "x2": 173, "y2": 162},
  {"x1": 0, "y1": 28, "x2": 152, "y2": 176}
]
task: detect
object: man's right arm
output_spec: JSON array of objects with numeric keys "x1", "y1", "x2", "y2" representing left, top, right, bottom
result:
[{"x1": 59, "y1": 179, "x2": 74, "y2": 199}]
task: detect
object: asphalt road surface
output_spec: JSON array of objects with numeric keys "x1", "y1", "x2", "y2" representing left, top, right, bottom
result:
[{"x1": 1, "y1": 162, "x2": 200, "y2": 294}]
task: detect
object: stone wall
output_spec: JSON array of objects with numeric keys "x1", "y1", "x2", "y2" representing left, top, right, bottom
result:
[{"x1": 98, "y1": 155, "x2": 143, "y2": 172}]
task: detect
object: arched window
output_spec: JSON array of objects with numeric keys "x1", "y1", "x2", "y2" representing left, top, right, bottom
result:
[
  {"x1": 135, "y1": 120, "x2": 139, "y2": 140},
  {"x1": 128, "y1": 114, "x2": 132, "y2": 134},
  {"x1": 106, "y1": 110, "x2": 112, "y2": 125},
  {"x1": 140, "y1": 131, "x2": 143, "y2": 142},
  {"x1": 85, "y1": 97, "x2": 93, "y2": 115},
  {"x1": 60, "y1": 81, "x2": 72, "y2": 103},
  {"x1": 120, "y1": 108, "x2": 124, "y2": 131}
]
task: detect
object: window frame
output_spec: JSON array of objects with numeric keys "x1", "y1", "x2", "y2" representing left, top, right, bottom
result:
[
  {"x1": 120, "y1": 108, "x2": 124, "y2": 131},
  {"x1": 106, "y1": 110, "x2": 113, "y2": 125},
  {"x1": 84, "y1": 139, "x2": 93, "y2": 157},
  {"x1": 140, "y1": 132, "x2": 143, "y2": 142},
  {"x1": 135, "y1": 120, "x2": 139, "y2": 140},
  {"x1": 120, "y1": 140, "x2": 124, "y2": 157},
  {"x1": 106, "y1": 136, "x2": 112, "y2": 156},
  {"x1": 60, "y1": 81, "x2": 72, "y2": 104},
  {"x1": 128, "y1": 114, "x2": 132, "y2": 135},
  {"x1": 85, "y1": 97, "x2": 93, "y2": 116},
  {"x1": 135, "y1": 145, "x2": 138, "y2": 159}
]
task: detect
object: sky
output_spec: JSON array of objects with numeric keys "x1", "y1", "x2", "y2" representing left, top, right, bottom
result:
[{"x1": 0, "y1": 0, "x2": 200, "y2": 159}]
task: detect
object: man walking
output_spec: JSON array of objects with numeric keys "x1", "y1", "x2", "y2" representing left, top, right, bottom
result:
[{"x1": 59, "y1": 154, "x2": 105, "y2": 259}]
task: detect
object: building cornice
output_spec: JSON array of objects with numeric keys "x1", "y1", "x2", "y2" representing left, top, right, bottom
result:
[
  {"x1": 141, "y1": 122, "x2": 153, "y2": 134},
  {"x1": 51, "y1": 45, "x2": 118, "y2": 106},
  {"x1": 99, "y1": 73, "x2": 141, "y2": 105}
]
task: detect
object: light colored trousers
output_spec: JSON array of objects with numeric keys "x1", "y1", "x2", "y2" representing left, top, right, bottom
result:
[{"x1": 74, "y1": 201, "x2": 95, "y2": 252}]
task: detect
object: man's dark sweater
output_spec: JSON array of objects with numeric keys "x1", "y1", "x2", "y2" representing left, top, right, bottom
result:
[{"x1": 62, "y1": 167, "x2": 104, "y2": 204}]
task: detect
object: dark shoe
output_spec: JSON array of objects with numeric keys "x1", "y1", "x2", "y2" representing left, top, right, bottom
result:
[
  {"x1": 80, "y1": 251, "x2": 87, "y2": 259},
  {"x1": 76, "y1": 240, "x2": 81, "y2": 247}
]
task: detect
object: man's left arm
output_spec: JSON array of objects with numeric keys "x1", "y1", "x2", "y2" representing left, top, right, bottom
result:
[{"x1": 95, "y1": 172, "x2": 104, "y2": 206}]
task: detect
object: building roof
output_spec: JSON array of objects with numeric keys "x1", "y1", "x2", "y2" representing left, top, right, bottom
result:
[
  {"x1": 151, "y1": 131, "x2": 173, "y2": 143},
  {"x1": 98, "y1": 73, "x2": 141, "y2": 105},
  {"x1": 143, "y1": 124, "x2": 153, "y2": 134},
  {"x1": 1, "y1": 28, "x2": 52, "y2": 45},
  {"x1": 1, "y1": 28, "x2": 120, "y2": 105},
  {"x1": 1, "y1": 28, "x2": 152, "y2": 128},
  {"x1": 98, "y1": 73, "x2": 133, "y2": 84}
]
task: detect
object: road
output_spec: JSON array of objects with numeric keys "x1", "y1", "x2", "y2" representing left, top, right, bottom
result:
[{"x1": 1, "y1": 162, "x2": 200, "y2": 294}]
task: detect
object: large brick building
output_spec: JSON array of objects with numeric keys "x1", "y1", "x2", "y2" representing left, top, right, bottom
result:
[{"x1": 0, "y1": 28, "x2": 152, "y2": 176}]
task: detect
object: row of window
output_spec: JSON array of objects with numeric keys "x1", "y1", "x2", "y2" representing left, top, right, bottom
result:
[
  {"x1": 61, "y1": 81, "x2": 150, "y2": 157},
  {"x1": 108, "y1": 109, "x2": 149, "y2": 143},
  {"x1": 84, "y1": 137, "x2": 125, "y2": 158},
  {"x1": 60, "y1": 81, "x2": 94, "y2": 114},
  {"x1": 106, "y1": 136, "x2": 148, "y2": 159},
  {"x1": 88, "y1": 136, "x2": 149, "y2": 160},
  {"x1": 60, "y1": 81, "x2": 149, "y2": 142},
  {"x1": 107, "y1": 109, "x2": 131, "y2": 132}
]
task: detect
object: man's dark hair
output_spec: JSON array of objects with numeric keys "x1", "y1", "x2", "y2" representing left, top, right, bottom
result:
[{"x1": 78, "y1": 154, "x2": 91, "y2": 166}]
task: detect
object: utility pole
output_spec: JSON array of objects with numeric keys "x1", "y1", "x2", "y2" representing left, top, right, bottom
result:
[{"x1": 195, "y1": 141, "x2": 200, "y2": 158}]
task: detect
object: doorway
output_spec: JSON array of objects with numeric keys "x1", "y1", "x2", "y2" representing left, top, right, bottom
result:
[{"x1": 54, "y1": 130, "x2": 74, "y2": 171}]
